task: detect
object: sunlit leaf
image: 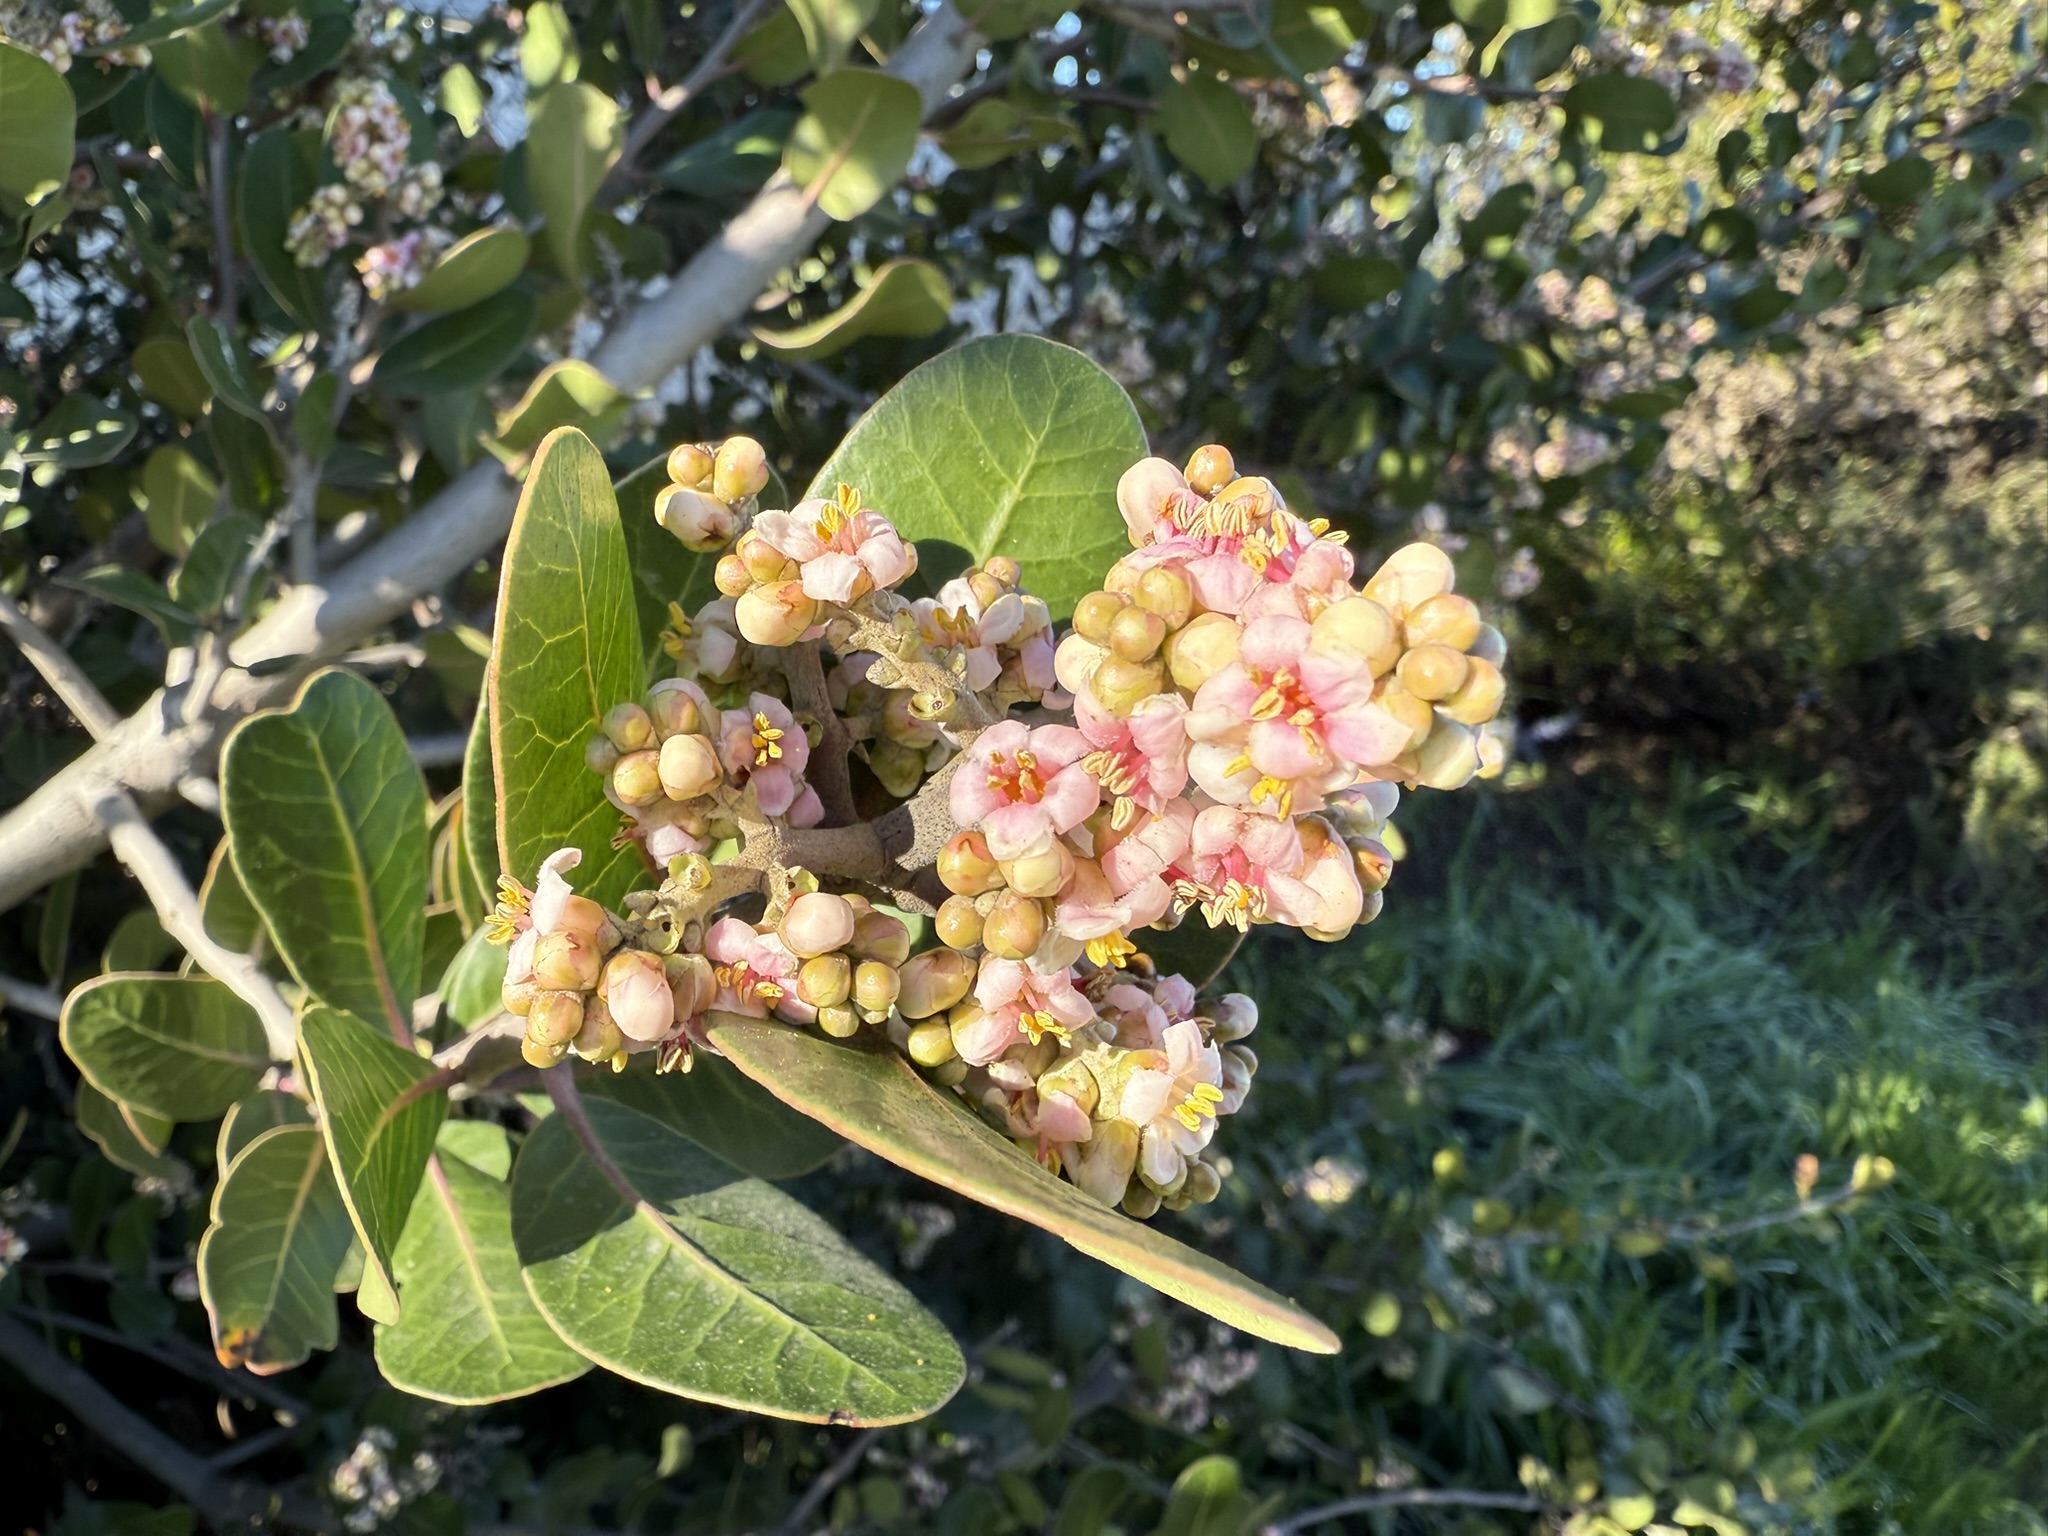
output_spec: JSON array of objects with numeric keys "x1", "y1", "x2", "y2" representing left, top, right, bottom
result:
[
  {"x1": 61, "y1": 975, "x2": 270, "y2": 1122},
  {"x1": 785, "y1": 68, "x2": 922, "y2": 221}
]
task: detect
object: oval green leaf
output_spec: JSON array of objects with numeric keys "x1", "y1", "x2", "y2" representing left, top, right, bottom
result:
[
  {"x1": 582, "y1": 1055, "x2": 845, "y2": 1180},
  {"x1": 388, "y1": 224, "x2": 532, "y2": 313},
  {"x1": 490, "y1": 428, "x2": 648, "y2": 907},
  {"x1": 1159, "y1": 75, "x2": 1258, "y2": 191},
  {"x1": 198, "y1": 1123, "x2": 354, "y2": 1374},
  {"x1": 218, "y1": 1089, "x2": 313, "y2": 1169},
  {"x1": 488, "y1": 359, "x2": 630, "y2": 464},
  {"x1": 804, "y1": 334, "x2": 1146, "y2": 618},
  {"x1": 372, "y1": 289, "x2": 537, "y2": 398},
  {"x1": 1564, "y1": 72, "x2": 1678, "y2": 154},
  {"x1": 0, "y1": 42, "x2": 76, "y2": 211},
  {"x1": 510, "y1": 1093, "x2": 965, "y2": 1422},
  {"x1": 238, "y1": 129, "x2": 325, "y2": 326},
  {"x1": 222, "y1": 668, "x2": 431, "y2": 1038},
  {"x1": 706, "y1": 1016, "x2": 1340, "y2": 1354},
  {"x1": 752, "y1": 258, "x2": 952, "y2": 361},
  {"x1": 60, "y1": 974, "x2": 271, "y2": 1122},
  {"x1": 75, "y1": 1081, "x2": 181, "y2": 1180},
  {"x1": 375, "y1": 1137, "x2": 591, "y2": 1404},
  {"x1": 298, "y1": 1006, "x2": 449, "y2": 1327},
  {"x1": 785, "y1": 68, "x2": 922, "y2": 221},
  {"x1": 527, "y1": 81, "x2": 620, "y2": 283}
]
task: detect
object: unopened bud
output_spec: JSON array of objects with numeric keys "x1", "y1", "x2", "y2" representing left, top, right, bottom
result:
[
  {"x1": 999, "y1": 843, "x2": 1070, "y2": 900},
  {"x1": 854, "y1": 959, "x2": 901, "y2": 1018},
  {"x1": 712, "y1": 436, "x2": 770, "y2": 503},
  {"x1": 1363, "y1": 542, "x2": 1455, "y2": 615},
  {"x1": 1210, "y1": 993, "x2": 1258, "y2": 1042},
  {"x1": 665, "y1": 442, "x2": 715, "y2": 489},
  {"x1": 936, "y1": 893, "x2": 985, "y2": 950},
  {"x1": 1396, "y1": 642, "x2": 1471, "y2": 703},
  {"x1": 714, "y1": 554, "x2": 751, "y2": 597},
  {"x1": 895, "y1": 949, "x2": 977, "y2": 1019},
  {"x1": 665, "y1": 952, "x2": 717, "y2": 1019},
  {"x1": 1373, "y1": 683, "x2": 1435, "y2": 753},
  {"x1": 1214, "y1": 476, "x2": 1278, "y2": 518},
  {"x1": 1073, "y1": 589, "x2": 1127, "y2": 646},
  {"x1": 1108, "y1": 604, "x2": 1168, "y2": 663},
  {"x1": 798, "y1": 953, "x2": 853, "y2": 1008},
  {"x1": 1357, "y1": 888, "x2": 1385, "y2": 925},
  {"x1": 1183, "y1": 1160, "x2": 1222, "y2": 1204},
  {"x1": 612, "y1": 750, "x2": 665, "y2": 807},
  {"x1": 603, "y1": 949, "x2": 677, "y2": 1042},
  {"x1": 736, "y1": 531, "x2": 791, "y2": 584},
  {"x1": 604, "y1": 702, "x2": 655, "y2": 752},
  {"x1": 1404, "y1": 592, "x2": 1483, "y2": 652},
  {"x1": 965, "y1": 570, "x2": 1006, "y2": 612},
  {"x1": 572, "y1": 997, "x2": 627, "y2": 1067},
  {"x1": 852, "y1": 911, "x2": 912, "y2": 966},
  {"x1": 938, "y1": 830, "x2": 1003, "y2": 896},
  {"x1": 1090, "y1": 656, "x2": 1165, "y2": 715},
  {"x1": 906, "y1": 1018, "x2": 956, "y2": 1067},
  {"x1": 1348, "y1": 837, "x2": 1394, "y2": 893},
  {"x1": 984, "y1": 555, "x2": 1021, "y2": 587},
  {"x1": 522, "y1": 1033, "x2": 569, "y2": 1068},
  {"x1": 1414, "y1": 718, "x2": 1479, "y2": 790},
  {"x1": 1164, "y1": 611, "x2": 1241, "y2": 693},
  {"x1": 981, "y1": 890, "x2": 1046, "y2": 961},
  {"x1": 584, "y1": 734, "x2": 621, "y2": 775},
  {"x1": 868, "y1": 738, "x2": 926, "y2": 799},
  {"x1": 1310, "y1": 597, "x2": 1401, "y2": 674},
  {"x1": 1440, "y1": 656, "x2": 1504, "y2": 727},
  {"x1": 655, "y1": 484, "x2": 740, "y2": 553},
  {"x1": 646, "y1": 683, "x2": 706, "y2": 739},
  {"x1": 734, "y1": 581, "x2": 820, "y2": 646},
  {"x1": 658, "y1": 734, "x2": 722, "y2": 800},
  {"x1": 527, "y1": 989, "x2": 586, "y2": 1047},
  {"x1": 1134, "y1": 566, "x2": 1194, "y2": 630},
  {"x1": 1184, "y1": 443, "x2": 1236, "y2": 497},
  {"x1": 501, "y1": 977, "x2": 538, "y2": 1017},
  {"x1": 1850, "y1": 1153, "x2": 1896, "y2": 1193},
  {"x1": 816, "y1": 1003, "x2": 861, "y2": 1038},
  {"x1": 1122, "y1": 1183, "x2": 1162, "y2": 1219},
  {"x1": 780, "y1": 892, "x2": 857, "y2": 958},
  {"x1": 532, "y1": 928, "x2": 603, "y2": 990},
  {"x1": 1470, "y1": 622, "x2": 1508, "y2": 668}
]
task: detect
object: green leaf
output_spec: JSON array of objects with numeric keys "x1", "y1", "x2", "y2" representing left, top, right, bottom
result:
[
  {"x1": 785, "y1": 68, "x2": 922, "y2": 221},
  {"x1": 707, "y1": 1017, "x2": 1340, "y2": 1353},
  {"x1": 441, "y1": 927, "x2": 510, "y2": 1027},
  {"x1": 61, "y1": 566, "x2": 198, "y2": 646},
  {"x1": 22, "y1": 395, "x2": 139, "y2": 468},
  {"x1": 659, "y1": 108, "x2": 799, "y2": 198},
  {"x1": 487, "y1": 360, "x2": 631, "y2": 465},
  {"x1": 1460, "y1": 182, "x2": 1535, "y2": 258},
  {"x1": 582, "y1": 1056, "x2": 844, "y2": 1180},
  {"x1": 490, "y1": 429, "x2": 647, "y2": 906},
  {"x1": 237, "y1": 130, "x2": 325, "y2": 327},
  {"x1": 106, "y1": 0, "x2": 241, "y2": 49},
  {"x1": 218, "y1": 1089, "x2": 312, "y2": 1168},
  {"x1": 373, "y1": 289, "x2": 537, "y2": 397},
  {"x1": 521, "y1": 0, "x2": 578, "y2": 89},
  {"x1": 299, "y1": 1006, "x2": 448, "y2": 1326},
  {"x1": 1731, "y1": 282, "x2": 1795, "y2": 329},
  {"x1": 753, "y1": 259, "x2": 952, "y2": 360},
  {"x1": 1152, "y1": 1455, "x2": 1257, "y2": 1536},
  {"x1": 788, "y1": 0, "x2": 880, "y2": 73},
  {"x1": 0, "y1": 43, "x2": 77, "y2": 210},
  {"x1": 1055, "y1": 1464, "x2": 1132, "y2": 1536},
  {"x1": 615, "y1": 454, "x2": 718, "y2": 670},
  {"x1": 1693, "y1": 206, "x2": 1759, "y2": 260},
  {"x1": 805, "y1": 334, "x2": 1145, "y2": 618},
  {"x1": 1859, "y1": 154, "x2": 1934, "y2": 207},
  {"x1": 1134, "y1": 921, "x2": 1242, "y2": 992},
  {"x1": 61, "y1": 975, "x2": 271, "y2": 1122},
  {"x1": 375, "y1": 1139, "x2": 591, "y2": 1404},
  {"x1": 511, "y1": 1093, "x2": 965, "y2": 1421},
  {"x1": 736, "y1": 6, "x2": 812, "y2": 86},
  {"x1": 1314, "y1": 253, "x2": 1403, "y2": 309},
  {"x1": 199, "y1": 839, "x2": 266, "y2": 956},
  {"x1": 527, "y1": 81, "x2": 620, "y2": 283},
  {"x1": 198, "y1": 1123, "x2": 354, "y2": 1373},
  {"x1": 440, "y1": 62, "x2": 486, "y2": 137},
  {"x1": 139, "y1": 445, "x2": 218, "y2": 556},
  {"x1": 387, "y1": 225, "x2": 532, "y2": 313},
  {"x1": 75, "y1": 1082, "x2": 181, "y2": 1180},
  {"x1": 937, "y1": 99, "x2": 1076, "y2": 172},
  {"x1": 222, "y1": 668, "x2": 431, "y2": 1036},
  {"x1": 171, "y1": 512, "x2": 261, "y2": 617},
  {"x1": 461, "y1": 699, "x2": 500, "y2": 899},
  {"x1": 152, "y1": 24, "x2": 259, "y2": 116},
  {"x1": 185, "y1": 316, "x2": 267, "y2": 420},
  {"x1": 1159, "y1": 75, "x2": 1258, "y2": 190},
  {"x1": 133, "y1": 335, "x2": 213, "y2": 417},
  {"x1": 1564, "y1": 72, "x2": 1677, "y2": 153}
]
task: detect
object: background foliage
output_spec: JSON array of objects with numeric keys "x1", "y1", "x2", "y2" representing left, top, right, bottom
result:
[{"x1": 0, "y1": 0, "x2": 2043, "y2": 1529}]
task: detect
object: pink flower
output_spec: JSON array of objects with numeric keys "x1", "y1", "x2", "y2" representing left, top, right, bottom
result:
[
  {"x1": 718, "y1": 693, "x2": 811, "y2": 817},
  {"x1": 1075, "y1": 691, "x2": 1189, "y2": 826},
  {"x1": 961, "y1": 958, "x2": 1097, "y2": 1065},
  {"x1": 914, "y1": 578, "x2": 1038, "y2": 693},
  {"x1": 1057, "y1": 801, "x2": 1192, "y2": 941},
  {"x1": 1170, "y1": 806, "x2": 1341, "y2": 932},
  {"x1": 752, "y1": 492, "x2": 912, "y2": 604},
  {"x1": 498, "y1": 849, "x2": 614, "y2": 987},
  {"x1": 701, "y1": 918, "x2": 812, "y2": 1023},
  {"x1": 1115, "y1": 457, "x2": 1206, "y2": 547},
  {"x1": 1186, "y1": 615, "x2": 1410, "y2": 815},
  {"x1": 603, "y1": 950, "x2": 676, "y2": 1043},
  {"x1": 1117, "y1": 1018, "x2": 1226, "y2": 1188},
  {"x1": 949, "y1": 720, "x2": 1099, "y2": 862}
]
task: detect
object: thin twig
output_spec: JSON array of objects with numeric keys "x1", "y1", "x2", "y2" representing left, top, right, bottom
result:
[
  {"x1": 10, "y1": 1306, "x2": 312, "y2": 1423},
  {"x1": 1262, "y1": 1488, "x2": 1546, "y2": 1535},
  {"x1": 92, "y1": 789, "x2": 298, "y2": 1059},
  {"x1": 774, "y1": 1428, "x2": 882, "y2": 1536},
  {"x1": 206, "y1": 112, "x2": 238, "y2": 327},
  {"x1": 0, "y1": 590, "x2": 120, "y2": 738},
  {"x1": 0, "y1": 973, "x2": 65, "y2": 1020},
  {"x1": 613, "y1": 0, "x2": 778, "y2": 176}
]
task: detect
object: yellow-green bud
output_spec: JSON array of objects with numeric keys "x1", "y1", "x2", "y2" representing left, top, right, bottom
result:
[
  {"x1": 572, "y1": 998, "x2": 626, "y2": 1067},
  {"x1": 1373, "y1": 683, "x2": 1435, "y2": 753},
  {"x1": 906, "y1": 1018, "x2": 956, "y2": 1067},
  {"x1": 1362, "y1": 542, "x2": 1456, "y2": 615},
  {"x1": 1183, "y1": 1160, "x2": 1222, "y2": 1204},
  {"x1": 1073, "y1": 589, "x2": 1127, "y2": 646},
  {"x1": 867, "y1": 739, "x2": 925, "y2": 799},
  {"x1": 852, "y1": 911, "x2": 913, "y2": 966},
  {"x1": 935, "y1": 893, "x2": 985, "y2": 950},
  {"x1": 985, "y1": 555, "x2": 1022, "y2": 587},
  {"x1": 527, "y1": 990, "x2": 586, "y2": 1047},
  {"x1": 604, "y1": 702, "x2": 655, "y2": 752},
  {"x1": 611, "y1": 750, "x2": 665, "y2": 807},
  {"x1": 532, "y1": 929, "x2": 603, "y2": 991},
  {"x1": 1210, "y1": 993, "x2": 1257, "y2": 1042},
  {"x1": 1414, "y1": 719, "x2": 1479, "y2": 790},
  {"x1": 1108, "y1": 604, "x2": 1168, "y2": 663},
  {"x1": 522, "y1": 1033, "x2": 569, "y2": 1069},
  {"x1": 1184, "y1": 443, "x2": 1236, "y2": 497},
  {"x1": 981, "y1": 890, "x2": 1046, "y2": 961},
  {"x1": 937, "y1": 830, "x2": 1003, "y2": 896},
  {"x1": 1164, "y1": 612, "x2": 1241, "y2": 693},
  {"x1": 1310, "y1": 597, "x2": 1402, "y2": 675},
  {"x1": 665, "y1": 952, "x2": 717, "y2": 1019},
  {"x1": 658, "y1": 734, "x2": 722, "y2": 800},
  {"x1": 1348, "y1": 836, "x2": 1394, "y2": 893},
  {"x1": 895, "y1": 949, "x2": 976, "y2": 1019},
  {"x1": 666, "y1": 442, "x2": 715, "y2": 488},
  {"x1": 798, "y1": 953, "x2": 853, "y2": 1008},
  {"x1": 714, "y1": 554, "x2": 751, "y2": 597},
  {"x1": 1090, "y1": 656, "x2": 1165, "y2": 715},
  {"x1": 854, "y1": 959, "x2": 901, "y2": 1018},
  {"x1": 1122, "y1": 1183, "x2": 1162, "y2": 1219},
  {"x1": 815, "y1": 1003, "x2": 861, "y2": 1038},
  {"x1": 712, "y1": 436, "x2": 770, "y2": 504},
  {"x1": 1404, "y1": 592, "x2": 1483, "y2": 652},
  {"x1": 1440, "y1": 656, "x2": 1505, "y2": 727},
  {"x1": 735, "y1": 581, "x2": 820, "y2": 647},
  {"x1": 500, "y1": 977, "x2": 538, "y2": 1017},
  {"x1": 584, "y1": 735, "x2": 621, "y2": 775},
  {"x1": 780, "y1": 891, "x2": 857, "y2": 958},
  {"x1": 1470, "y1": 622, "x2": 1508, "y2": 668},
  {"x1": 646, "y1": 684, "x2": 705, "y2": 739},
  {"x1": 999, "y1": 844, "x2": 1070, "y2": 900},
  {"x1": 1134, "y1": 566, "x2": 1194, "y2": 631}
]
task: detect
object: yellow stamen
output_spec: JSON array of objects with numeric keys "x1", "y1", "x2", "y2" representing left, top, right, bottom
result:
[
  {"x1": 1086, "y1": 932, "x2": 1139, "y2": 970},
  {"x1": 484, "y1": 877, "x2": 529, "y2": 945},
  {"x1": 1249, "y1": 775, "x2": 1294, "y2": 818},
  {"x1": 751, "y1": 711, "x2": 785, "y2": 766},
  {"x1": 1173, "y1": 1082, "x2": 1225, "y2": 1132},
  {"x1": 1020, "y1": 1009, "x2": 1070, "y2": 1046}
]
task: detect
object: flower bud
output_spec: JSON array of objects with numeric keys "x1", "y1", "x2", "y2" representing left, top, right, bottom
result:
[
  {"x1": 736, "y1": 530, "x2": 791, "y2": 584},
  {"x1": 1404, "y1": 592, "x2": 1483, "y2": 652},
  {"x1": 712, "y1": 436, "x2": 770, "y2": 504},
  {"x1": 646, "y1": 683, "x2": 707, "y2": 739},
  {"x1": 868, "y1": 739, "x2": 926, "y2": 799},
  {"x1": 798, "y1": 953, "x2": 853, "y2": 1008},
  {"x1": 816, "y1": 1003, "x2": 862, "y2": 1038},
  {"x1": 1054, "y1": 633, "x2": 1109, "y2": 697},
  {"x1": 906, "y1": 1018, "x2": 956, "y2": 1067},
  {"x1": 935, "y1": 894, "x2": 985, "y2": 950},
  {"x1": 585, "y1": 735, "x2": 621, "y2": 775},
  {"x1": 1184, "y1": 443, "x2": 1236, "y2": 497},
  {"x1": 985, "y1": 555, "x2": 1021, "y2": 587},
  {"x1": 1310, "y1": 597, "x2": 1401, "y2": 675},
  {"x1": 658, "y1": 734, "x2": 722, "y2": 800},
  {"x1": 666, "y1": 442, "x2": 715, "y2": 488},
  {"x1": 854, "y1": 959, "x2": 901, "y2": 1018},
  {"x1": 611, "y1": 750, "x2": 665, "y2": 807},
  {"x1": 527, "y1": 989, "x2": 586, "y2": 1048},
  {"x1": 1122, "y1": 1183, "x2": 1162, "y2": 1218},
  {"x1": 1358, "y1": 888, "x2": 1385, "y2": 925},
  {"x1": 603, "y1": 949, "x2": 677, "y2": 1042},
  {"x1": 1215, "y1": 475, "x2": 1278, "y2": 517},
  {"x1": 666, "y1": 951, "x2": 717, "y2": 1019},
  {"x1": 1363, "y1": 542, "x2": 1456, "y2": 615},
  {"x1": 938, "y1": 830, "x2": 1003, "y2": 896},
  {"x1": 655, "y1": 484, "x2": 740, "y2": 553},
  {"x1": 714, "y1": 554, "x2": 751, "y2": 597},
  {"x1": 1183, "y1": 1159, "x2": 1222, "y2": 1204},
  {"x1": 1108, "y1": 604, "x2": 1168, "y2": 663},
  {"x1": 604, "y1": 702, "x2": 656, "y2": 752},
  {"x1": 572, "y1": 997, "x2": 626, "y2": 1067},
  {"x1": 781, "y1": 892, "x2": 857, "y2": 958},
  {"x1": 501, "y1": 977, "x2": 538, "y2": 1017},
  {"x1": 1414, "y1": 719, "x2": 1480, "y2": 790},
  {"x1": 1073, "y1": 590, "x2": 1127, "y2": 645},
  {"x1": 532, "y1": 928, "x2": 603, "y2": 991},
  {"x1": 1396, "y1": 642, "x2": 1470, "y2": 702},
  {"x1": 981, "y1": 890, "x2": 1046, "y2": 962},
  {"x1": 853, "y1": 911, "x2": 913, "y2": 966},
  {"x1": 1440, "y1": 656, "x2": 1505, "y2": 727},
  {"x1": 1348, "y1": 837, "x2": 1394, "y2": 893},
  {"x1": 895, "y1": 949, "x2": 977, "y2": 1019},
  {"x1": 1373, "y1": 682, "x2": 1436, "y2": 753},
  {"x1": 735, "y1": 581, "x2": 820, "y2": 647},
  {"x1": 1090, "y1": 656, "x2": 1165, "y2": 715},
  {"x1": 522, "y1": 1032, "x2": 568, "y2": 1069},
  {"x1": 1164, "y1": 612, "x2": 1241, "y2": 693},
  {"x1": 999, "y1": 843, "x2": 1071, "y2": 900},
  {"x1": 1134, "y1": 566, "x2": 1194, "y2": 630},
  {"x1": 1470, "y1": 622, "x2": 1508, "y2": 669},
  {"x1": 1210, "y1": 993, "x2": 1258, "y2": 1042}
]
